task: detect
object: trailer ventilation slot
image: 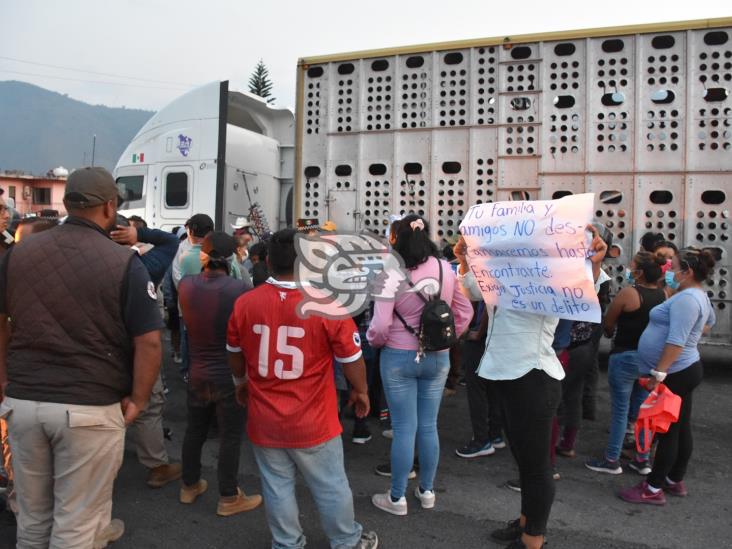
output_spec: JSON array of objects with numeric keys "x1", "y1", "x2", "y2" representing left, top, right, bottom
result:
[
  {"x1": 369, "y1": 163, "x2": 387, "y2": 176},
  {"x1": 701, "y1": 190, "x2": 726, "y2": 205},
  {"x1": 306, "y1": 67, "x2": 324, "y2": 78},
  {"x1": 602, "y1": 39, "x2": 624, "y2": 53},
  {"x1": 650, "y1": 190, "x2": 673, "y2": 204},
  {"x1": 554, "y1": 43, "x2": 576, "y2": 56},
  {"x1": 406, "y1": 56, "x2": 424, "y2": 68},
  {"x1": 652, "y1": 35, "x2": 675, "y2": 49},
  {"x1": 510, "y1": 46, "x2": 532, "y2": 60}
]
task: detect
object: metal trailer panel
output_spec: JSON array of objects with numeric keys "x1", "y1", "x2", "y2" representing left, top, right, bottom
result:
[{"x1": 296, "y1": 20, "x2": 732, "y2": 345}]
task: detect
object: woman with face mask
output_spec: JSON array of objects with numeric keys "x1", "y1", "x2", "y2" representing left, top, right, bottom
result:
[
  {"x1": 618, "y1": 248, "x2": 716, "y2": 505},
  {"x1": 586, "y1": 251, "x2": 666, "y2": 476}
]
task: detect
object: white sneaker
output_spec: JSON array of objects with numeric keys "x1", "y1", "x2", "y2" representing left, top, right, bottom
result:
[
  {"x1": 371, "y1": 492, "x2": 407, "y2": 516},
  {"x1": 414, "y1": 486, "x2": 435, "y2": 509}
]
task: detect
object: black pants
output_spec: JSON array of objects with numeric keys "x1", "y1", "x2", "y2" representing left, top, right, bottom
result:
[
  {"x1": 496, "y1": 369, "x2": 561, "y2": 537},
  {"x1": 182, "y1": 382, "x2": 245, "y2": 497},
  {"x1": 560, "y1": 340, "x2": 596, "y2": 432},
  {"x1": 647, "y1": 361, "x2": 703, "y2": 488},
  {"x1": 463, "y1": 339, "x2": 503, "y2": 442}
]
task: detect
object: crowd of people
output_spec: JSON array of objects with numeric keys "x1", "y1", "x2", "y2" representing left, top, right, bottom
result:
[{"x1": 0, "y1": 166, "x2": 718, "y2": 549}]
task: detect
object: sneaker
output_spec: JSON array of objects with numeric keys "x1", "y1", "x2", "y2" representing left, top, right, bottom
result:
[
  {"x1": 352, "y1": 531, "x2": 379, "y2": 549},
  {"x1": 179, "y1": 479, "x2": 208, "y2": 504},
  {"x1": 93, "y1": 519, "x2": 125, "y2": 549},
  {"x1": 491, "y1": 436, "x2": 507, "y2": 449},
  {"x1": 556, "y1": 447, "x2": 576, "y2": 458},
  {"x1": 491, "y1": 518, "x2": 522, "y2": 542},
  {"x1": 663, "y1": 479, "x2": 688, "y2": 497},
  {"x1": 381, "y1": 429, "x2": 394, "y2": 440},
  {"x1": 216, "y1": 488, "x2": 263, "y2": 516},
  {"x1": 147, "y1": 463, "x2": 182, "y2": 488},
  {"x1": 552, "y1": 467, "x2": 561, "y2": 481},
  {"x1": 618, "y1": 481, "x2": 667, "y2": 506},
  {"x1": 374, "y1": 463, "x2": 417, "y2": 480},
  {"x1": 627, "y1": 459, "x2": 652, "y2": 476},
  {"x1": 585, "y1": 457, "x2": 623, "y2": 475},
  {"x1": 455, "y1": 439, "x2": 495, "y2": 459},
  {"x1": 413, "y1": 486, "x2": 435, "y2": 509},
  {"x1": 371, "y1": 492, "x2": 407, "y2": 516},
  {"x1": 173, "y1": 352, "x2": 183, "y2": 364},
  {"x1": 352, "y1": 424, "x2": 372, "y2": 444},
  {"x1": 505, "y1": 479, "x2": 521, "y2": 493}
]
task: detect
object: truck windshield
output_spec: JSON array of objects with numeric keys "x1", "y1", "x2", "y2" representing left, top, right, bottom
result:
[{"x1": 116, "y1": 175, "x2": 144, "y2": 210}]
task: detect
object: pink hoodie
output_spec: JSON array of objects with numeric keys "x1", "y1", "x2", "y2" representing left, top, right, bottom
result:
[{"x1": 366, "y1": 257, "x2": 473, "y2": 350}]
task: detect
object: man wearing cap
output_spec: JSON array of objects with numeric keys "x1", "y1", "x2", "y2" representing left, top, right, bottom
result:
[
  {"x1": 0, "y1": 167, "x2": 163, "y2": 548},
  {"x1": 177, "y1": 231, "x2": 262, "y2": 516}
]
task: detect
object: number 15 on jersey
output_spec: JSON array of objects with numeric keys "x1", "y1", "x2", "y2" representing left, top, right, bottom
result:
[{"x1": 252, "y1": 324, "x2": 305, "y2": 379}]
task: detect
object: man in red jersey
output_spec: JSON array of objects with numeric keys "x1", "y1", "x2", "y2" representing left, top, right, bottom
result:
[{"x1": 227, "y1": 229, "x2": 378, "y2": 549}]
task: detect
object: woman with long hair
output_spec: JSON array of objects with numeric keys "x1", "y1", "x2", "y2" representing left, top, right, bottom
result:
[
  {"x1": 367, "y1": 214, "x2": 472, "y2": 515},
  {"x1": 455, "y1": 227, "x2": 608, "y2": 549},
  {"x1": 586, "y1": 251, "x2": 667, "y2": 475},
  {"x1": 619, "y1": 248, "x2": 716, "y2": 505}
]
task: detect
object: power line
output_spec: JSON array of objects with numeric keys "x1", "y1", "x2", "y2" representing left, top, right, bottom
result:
[
  {"x1": 0, "y1": 55, "x2": 195, "y2": 86},
  {"x1": 0, "y1": 68, "x2": 190, "y2": 91}
]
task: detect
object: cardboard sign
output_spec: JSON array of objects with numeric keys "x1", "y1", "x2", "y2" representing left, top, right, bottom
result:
[{"x1": 459, "y1": 193, "x2": 600, "y2": 322}]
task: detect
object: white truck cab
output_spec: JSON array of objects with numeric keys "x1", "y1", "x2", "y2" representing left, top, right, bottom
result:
[{"x1": 113, "y1": 81, "x2": 294, "y2": 233}]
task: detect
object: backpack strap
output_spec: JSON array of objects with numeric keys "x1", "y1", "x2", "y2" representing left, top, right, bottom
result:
[{"x1": 393, "y1": 257, "x2": 442, "y2": 333}]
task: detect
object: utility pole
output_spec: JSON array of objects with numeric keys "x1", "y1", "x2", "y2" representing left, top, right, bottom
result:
[{"x1": 91, "y1": 134, "x2": 97, "y2": 167}]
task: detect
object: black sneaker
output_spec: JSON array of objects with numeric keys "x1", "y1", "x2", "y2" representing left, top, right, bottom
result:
[
  {"x1": 627, "y1": 459, "x2": 652, "y2": 475},
  {"x1": 491, "y1": 518, "x2": 522, "y2": 542},
  {"x1": 455, "y1": 439, "x2": 495, "y2": 459},
  {"x1": 505, "y1": 479, "x2": 521, "y2": 493},
  {"x1": 374, "y1": 463, "x2": 417, "y2": 480},
  {"x1": 352, "y1": 423, "x2": 372, "y2": 444}
]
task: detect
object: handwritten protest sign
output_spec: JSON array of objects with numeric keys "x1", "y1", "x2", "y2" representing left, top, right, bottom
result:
[{"x1": 459, "y1": 193, "x2": 600, "y2": 322}]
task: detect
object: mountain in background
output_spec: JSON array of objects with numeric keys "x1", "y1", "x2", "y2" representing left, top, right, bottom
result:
[{"x1": 0, "y1": 81, "x2": 154, "y2": 175}]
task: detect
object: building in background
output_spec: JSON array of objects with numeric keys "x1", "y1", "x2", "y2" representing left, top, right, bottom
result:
[{"x1": 0, "y1": 167, "x2": 68, "y2": 216}]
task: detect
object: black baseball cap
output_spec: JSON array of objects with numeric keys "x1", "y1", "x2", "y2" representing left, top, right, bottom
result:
[
  {"x1": 64, "y1": 167, "x2": 123, "y2": 208},
  {"x1": 201, "y1": 231, "x2": 235, "y2": 258},
  {"x1": 185, "y1": 213, "x2": 214, "y2": 237}
]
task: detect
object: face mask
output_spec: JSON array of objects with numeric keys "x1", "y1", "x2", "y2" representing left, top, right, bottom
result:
[
  {"x1": 665, "y1": 270, "x2": 680, "y2": 290},
  {"x1": 625, "y1": 268, "x2": 635, "y2": 285}
]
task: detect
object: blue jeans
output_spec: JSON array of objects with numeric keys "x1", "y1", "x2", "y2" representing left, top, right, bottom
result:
[
  {"x1": 253, "y1": 436, "x2": 362, "y2": 549},
  {"x1": 380, "y1": 347, "x2": 450, "y2": 499},
  {"x1": 605, "y1": 351, "x2": 649, "y2": 461}
]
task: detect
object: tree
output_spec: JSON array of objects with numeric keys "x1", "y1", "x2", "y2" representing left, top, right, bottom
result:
[{"x1": 248, "y1": 60, "x2": 275, "y2": 104}]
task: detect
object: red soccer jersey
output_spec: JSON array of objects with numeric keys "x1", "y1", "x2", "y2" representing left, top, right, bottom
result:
[{"x1": 226, "y1": 279, "x2": 362, "y2": 448}]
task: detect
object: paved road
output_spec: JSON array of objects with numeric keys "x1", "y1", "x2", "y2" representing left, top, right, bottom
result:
[{"x1": 2, "y1": 343, "x2": 731, "y2": 548}]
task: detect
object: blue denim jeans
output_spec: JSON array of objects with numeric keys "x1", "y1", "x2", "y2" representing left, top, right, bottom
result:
[
  {"x1": 606, "y1": 350, "x2": 649, "y2": 461},
  {"x1": 380, "y1": 346, "x2": 450, "y2": 499},
  {"x1": 253, "y1": 436, "x2": 362, "y2": 549}
]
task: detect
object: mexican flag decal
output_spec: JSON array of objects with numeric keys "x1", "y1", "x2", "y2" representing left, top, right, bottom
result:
[{"x1": 132, "y1": 153, "x2": 145, "y2": 163}]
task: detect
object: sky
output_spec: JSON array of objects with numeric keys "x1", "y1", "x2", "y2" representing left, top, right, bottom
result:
[{"x1": 1, "y1": 0, "x2": 730, "y2": 112}]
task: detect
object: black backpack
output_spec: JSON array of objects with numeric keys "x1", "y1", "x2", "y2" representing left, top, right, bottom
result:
[{"x1": 394, "y1": 258, "x2": 458, "y2": 358}]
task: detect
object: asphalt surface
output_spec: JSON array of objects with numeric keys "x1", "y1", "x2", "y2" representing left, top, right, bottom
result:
[{"x1": 2, "y1": 341, "x2": 731, "y2": 549}]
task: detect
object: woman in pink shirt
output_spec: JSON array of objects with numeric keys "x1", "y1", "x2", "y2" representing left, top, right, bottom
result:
[{"x1": 367, "y1": 215, "x2": 472, "y2": 515}]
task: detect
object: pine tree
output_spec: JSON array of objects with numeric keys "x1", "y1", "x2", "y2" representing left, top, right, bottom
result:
[{"x1": 248, "y1": 60, "x2": 275, "y2": 104}]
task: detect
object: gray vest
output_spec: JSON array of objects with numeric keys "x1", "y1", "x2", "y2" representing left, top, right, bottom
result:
[{"x1": 6, "y1": 218, "x2": 135, "y2": 405}]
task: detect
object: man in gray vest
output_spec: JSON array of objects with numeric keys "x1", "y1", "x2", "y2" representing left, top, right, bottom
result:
[{"x1": 0, "y1": 167, "x2": 163, "y2": 548}]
